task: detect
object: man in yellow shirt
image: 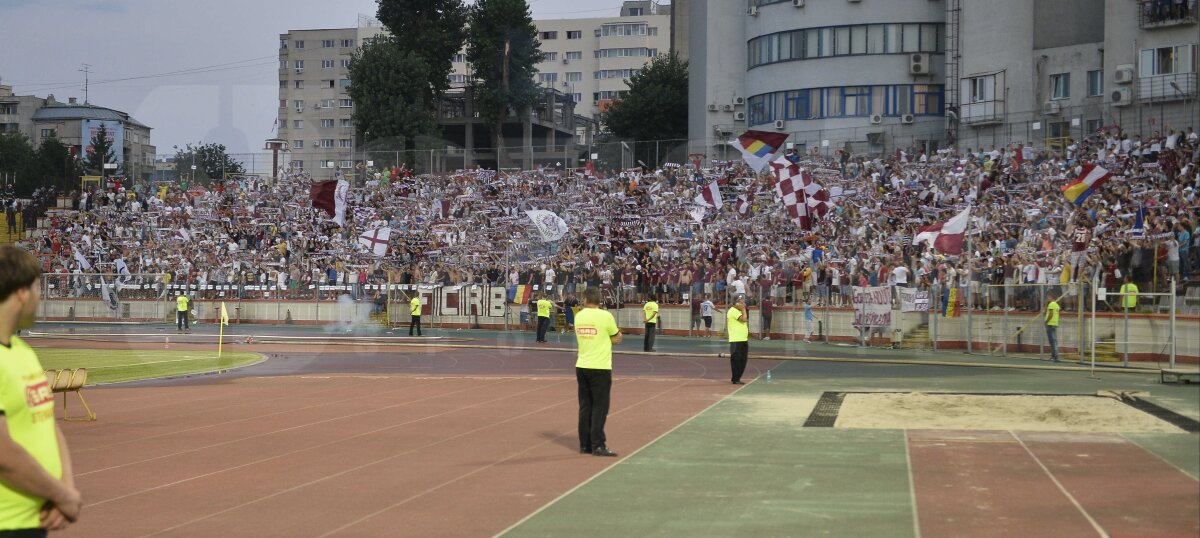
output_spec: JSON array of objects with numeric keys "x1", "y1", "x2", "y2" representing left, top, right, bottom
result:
[
  {"x1": 1119, "y1": 274, "x2": 1139, "y2": 312},
  {"x1": 574, "y1": 287, "x2": 621, "y2": 457},
  {"x1": 0, "y1": 246, "x2": 82, "y2": 533},
  {"x1": 1044, "y1": 293, "x2": 1061, "y2": 363},
  {"x1": 175, "y1": 292, "x2": 190, "y2": 333},
  {"x1": 642, "y1": 297, "x2": 659, "y2": 352},
  {"x1": 408, "y1": 294, "x2": 422, "y2": 336},
  {"x1": 727, "y1": 294, "x2": 750, "y2": 384},
  {"x1": 534, "y1": 294, "x2": 557, "y2": 343}
]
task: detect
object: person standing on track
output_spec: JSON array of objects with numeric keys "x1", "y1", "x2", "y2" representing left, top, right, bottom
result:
[
  {"x1": 1044, "y1": 293, "x2": 1061, "y2": 362},
  {"x1": 642, "y1": 296, "x2": 659, "y2": 352},
  {"x1": 700, "y1": 295, "x2": 717, "y2": 338},
  {"x1": 175, "y1": 292, "x2": 190, "y2": 334},
  {"x1": 0, "y1": 246, "x2": 83, "y2": 535},
  {"x1": 574, "y1": 287, "x2": 621, "y2": 457},
  {"x1": 535, "y1": 293, "x2": 556, "y2": 343},
  {"x1": 409, "y1": 294, "x2": 422, "y2": 336},
  {"x1": 727, "y1": 294, "x2": 750, "y2": 384}
]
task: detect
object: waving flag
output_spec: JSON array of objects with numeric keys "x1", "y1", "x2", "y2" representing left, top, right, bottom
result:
[
  {"x1": 72, "y1": 248, "x2": 92, "y2": 271},
  {"x1": 1130, "y1": 206, "x2": 1145, "y2": 239},
  {"x1": 914, "y1": 206, "x2": 972, "y2": 255},
  {"x1": 310, "y1": 180, "x2": 338, "y2": 216},
  {"x1": 1061, "y1": 164, "x2": 1112, "y2": 206},
  {"x1": 525, "y1": 210, "x2": 569, "y2": 242},
  {"x1": 358, "y1": 227, "x2": 392, "y2": 256},
  {"x1": 694, "y1": 181, "x2": 723, "y2": 209},
  {"x1": 729, "y1": 130, "x2": 789, "y2": 173},
  {"x1": 736, "y1": 192, "x2": 754, "y2": 216}
]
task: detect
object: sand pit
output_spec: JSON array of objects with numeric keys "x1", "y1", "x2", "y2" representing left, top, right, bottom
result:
[{"x1": 834, "y1": 392, "x2": 1186, "y2": 433}]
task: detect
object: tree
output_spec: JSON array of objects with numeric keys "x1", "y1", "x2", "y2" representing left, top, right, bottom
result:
[
  {"x1": 172, "y1": 142, "x2": 245, "y2": 185},
  {"x1": 602, "y1": 52, "x2": 689, "y2": 167},
  {"x1": 35, "y1": 137, "x2": 80, "y2": 193},
  {"x1": 0, "y1": 132, "x2": 38, "y2": 195},
  {"x1": 375, "y1": 0, "x2": 467, "y2": 96},
  {"x1": 466, "y1": 0, "x2": 542, "y2": 168},
  {"x1": 83, "y1": 123, "x2": 117, "y2": 175},
  {"x1": 348, "y1": 37, "x2": 441, "y2": 151}
]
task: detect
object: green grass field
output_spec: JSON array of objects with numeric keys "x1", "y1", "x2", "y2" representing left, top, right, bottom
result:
[{"x1": 35, "y1": 348, "x2": 263, "y2": 385}]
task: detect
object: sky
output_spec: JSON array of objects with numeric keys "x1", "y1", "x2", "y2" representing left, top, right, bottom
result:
[{"x1": 0, "y1": 0, "x2": 631, "y2": 157}]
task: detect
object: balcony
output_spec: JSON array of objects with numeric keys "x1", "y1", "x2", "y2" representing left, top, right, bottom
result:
[
  {"x1": 960, "y1": 99, "x2": 1005, "y2": 126},
  {"x1": 1138, "y1": 0, "x2": 1198, "y2": 28},
  {"x1": 1138, "y1": 72, "x2": 1197, "y2": 101}
]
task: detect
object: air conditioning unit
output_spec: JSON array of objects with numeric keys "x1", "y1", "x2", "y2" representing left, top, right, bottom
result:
[
  {"x1": 909, "y1": 53, "x2": 930, "y2": 75},
  {"x1": 734, "y1": 111, "x2": 747, "y2": 121},
  {"x1": 1114, "y1": 65, "x2": 1135, "y2": 84},
  {"x1": 1042, "y1": 101, "x2": 1062, "y2": 115},
  {"x1": 793, "y1": 0, "x2": 805, "y2": 6},
  {"x1": 721, "y1": 104, "x2": 734, "y2": 112},
  {"x1": 296, "y1": 106, "x2": 304, "y2": 113},
  {"x1": 848, "y1": 0, "x2": 862, "y2": 3},
  {"x1": 707, "y1": 104, "x2": 719, "y2": 112},
  {"x1": 1111, "y1": 87, "x2": 1133, "y2": 106},
  {"x1": 562, "y1": 81, "x2": 569, "y2": 87},
  {"x1": 295, "y1": 68, "x2": 304, "y2": 74},
  {"x1": 900, "y1": 114, "x2": 915, "y2": 124},
  {"x1": 870, "y1": 114, "x2": 883, "y2": 124},
  {"x1": 562, "y1": 58, "x2": 569, "y2": 65},
  {"x1": 732, "y1": 96, "x2": 746, "y2": 106},
  {"x1": 773, "y1": 119, "x2": 786, "y2": 130},
  {"x1": 748, "y1": 5, "x2": 759, "y2": 16}
]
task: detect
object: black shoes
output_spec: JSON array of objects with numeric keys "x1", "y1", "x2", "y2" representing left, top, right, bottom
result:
[
  {"x1": 732, "y1": 381, "x2": 744, "y2": 385},
  {"x1": 591, "y1": 446, "x2": 618, "y2": 457},
  {"x1": 580, "y1": 447, "x2": 592, "y2": 454}
]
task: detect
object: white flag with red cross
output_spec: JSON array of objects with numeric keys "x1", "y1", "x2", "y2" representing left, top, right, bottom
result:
[{"x1": 358, "y1": 227, "x2": 392, "y2": 257}]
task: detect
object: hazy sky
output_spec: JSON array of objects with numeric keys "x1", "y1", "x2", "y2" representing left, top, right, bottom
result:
[{"x1": 0, "y1": 0, "x2": 630, "y2": 156}]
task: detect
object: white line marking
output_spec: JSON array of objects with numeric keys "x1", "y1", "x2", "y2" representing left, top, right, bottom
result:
[
  {"x1": 903, "y1": 430, "x2": 922, "y2": 538},
  {"x1": 1012, "y1": 431, "x2": 1109, "y2": 538}
]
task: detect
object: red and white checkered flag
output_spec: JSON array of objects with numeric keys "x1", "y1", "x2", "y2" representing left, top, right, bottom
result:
[
  {"x1": 736, "y1": 192, "x2": 753, "y2": 216},
  {"x1": 770, "y1": 157, "x2": 813, "y2": 229}
]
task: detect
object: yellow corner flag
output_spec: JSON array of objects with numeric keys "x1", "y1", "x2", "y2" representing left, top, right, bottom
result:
[{"x1": 220, "y1": 302, "x2": 230, "y2": 326}]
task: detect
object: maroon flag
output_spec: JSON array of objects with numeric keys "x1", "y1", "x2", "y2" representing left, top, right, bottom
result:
[{"x1": 310, "y1": 180, "x2": 338, "y2": 217}]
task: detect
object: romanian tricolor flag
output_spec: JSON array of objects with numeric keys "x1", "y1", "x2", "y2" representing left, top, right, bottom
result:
[
  {"x1": 728, "y1": 130, "x2": 789, "y2": 173},
  {"x1": 1061, "y1": 164, "x2": 1112, "y2": 206},
  {"x1": 509, "y1": 285, "x2": 533, "y2": 304}
]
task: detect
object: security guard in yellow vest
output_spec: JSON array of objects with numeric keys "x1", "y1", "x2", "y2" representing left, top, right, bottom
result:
[
  {"x1": 1119, "y1": 274, "x2": 1139, "y2": 312},
  {"x1": 1044, "y1": 294, "x2": 1061, "y2": 362},
  {"x1": 176, "y1": 292, "x2": 190, "y2": 333},
  {"x1": 727, "y1": 294, "x2": 750, "y2": 384},
  {"x1": 643, "y1": 298, "x2": 659, "y2": 352},
  {"x1": 409, "y1": 295, "x2": 422, "y2": 336},
  {"x1": 535, "y1": 294, "x2": 556, "y2": 343}
]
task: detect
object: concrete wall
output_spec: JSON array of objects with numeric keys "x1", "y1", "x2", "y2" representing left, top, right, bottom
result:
[
  {"x1": 687, "y1": 0, "x2": 746, "y2": 160},
  {"x1": 1033, "y1": 0, "x2": 1105, "y2": 50}
]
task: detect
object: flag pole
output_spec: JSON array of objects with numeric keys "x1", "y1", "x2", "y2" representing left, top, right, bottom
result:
[{"x1": 218, "y1": 319, "x2": 224, "y2": 359}]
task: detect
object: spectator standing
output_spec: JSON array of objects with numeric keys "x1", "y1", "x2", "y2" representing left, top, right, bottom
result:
[{"x1": 574, "y1": 287, "x2": 621, "y2": 457}]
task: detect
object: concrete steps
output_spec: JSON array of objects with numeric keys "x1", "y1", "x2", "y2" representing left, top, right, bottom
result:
[{"x1": 899, "y1": 323, "x2": 932, "y2": 350}]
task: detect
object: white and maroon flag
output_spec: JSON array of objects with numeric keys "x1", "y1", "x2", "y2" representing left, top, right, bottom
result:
[
  {"x1": 694, "y1": 180, "x2": 723, "y2": 209},
  {"x1": 357, "y1": 227, "x2": 392, "y2": 257},
  {"x1": 914, "y1": 206, "x2": 972, "y2": 255},
  {"x1": 736, "y1": 192, "x2": 754, "y2": 216},
  {"x1": 770, "y1": 157, "x2": 830, "y2": 230}
]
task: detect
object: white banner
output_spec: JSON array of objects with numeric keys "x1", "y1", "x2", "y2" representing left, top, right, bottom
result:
[
  {"x1": 525, "y1": 210, "x2": 569, "y2": 242},
  {"x1": 852, "y1": 286, "x2": 892, "y2": 327},
  {"x1": 899, "y1": 287, "x2": 930, "y2": 312}
]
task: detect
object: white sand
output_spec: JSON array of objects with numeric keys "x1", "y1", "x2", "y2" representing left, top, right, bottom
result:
[{"x1": 834, "y1": 392, "x2": 1185, "y2": 433}]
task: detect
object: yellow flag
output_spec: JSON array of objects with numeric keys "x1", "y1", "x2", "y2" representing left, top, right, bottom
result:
[
  {"x1": 158, "y1": 185, "x2": 168, "y2": 200},
  {"x1": 220, "y1": 302, "x2": 229, "y2": 326}
]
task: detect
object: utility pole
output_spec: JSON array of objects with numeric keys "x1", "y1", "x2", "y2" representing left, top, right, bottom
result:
[{"x1": 79, "y1": 64, "x2": 92, "y2": 104}]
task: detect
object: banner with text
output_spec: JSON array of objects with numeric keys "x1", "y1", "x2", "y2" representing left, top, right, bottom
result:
[
  {"x1": 852, "y1": 286, "x2": 893, "y2": 327},
  {"x1": 899, "y1": 287, "x2": 930, "y2": 312}
]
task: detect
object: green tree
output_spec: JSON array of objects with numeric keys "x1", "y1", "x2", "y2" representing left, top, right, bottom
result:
[
  {"x1": 83, "y1": 123, "x2": 117, "y2": 175},
  {"x1": 466, "y1": 0, "x2": 542, "y2": 168},
  {"x1": 602, "y1": 52, "x2": 689, "y2": 166},
  {"x1": 375, "y1": 0, "x2": 467, "y2": 95},
  {"x1": 35, "y1": 137, "x2": 80, "y2": 192},
  {"x1": 172, "y1": 142, "x2": 245, "y2": 184},
  {"x1": 0, "y1": 132, "x2": 38, "y2": 194},
  {"x1": 348, "y1": 37, "x2": 441, "y2": 151}
]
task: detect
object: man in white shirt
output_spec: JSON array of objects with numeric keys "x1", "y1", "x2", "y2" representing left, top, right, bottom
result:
[{"x1": 700, "y1": 296, "x2": 717, "y2": 337}]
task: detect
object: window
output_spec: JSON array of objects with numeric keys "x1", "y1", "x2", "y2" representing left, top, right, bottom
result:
[
  {"x1": 543, "y1": 52, "x2": 558, "y2": 62},
  {"x1": 320, "y1": 160, "x2": 334, "y2": 168},
  {"x1": 340, "y1": 139, "x2": 352, "y2": 148},
  {"x1": 292, "y1": 160, "x2": 303, "y2": 169},
  {"x1": 566, "y1": 71, "x2": 582, "y2": 82},
  {"x1": 341, "y1": 118, "x2": 353, "y2": 128},
  {"x1": 41, "y1": 128, "x2": 57, "y2": 138},
  {"x1": 912, "y1": 84, "x2": 942, "y2": 114},
  {"x1": 280, "y1": 39, "x2": 288, "y2": 49},
  {"x1": 1050, "y1": 73, "x2": 1070, "y2": 100},
  {"x1": 565, "y1": 51, "x2": 583, "y2": 60},
  {"x1": 294, "y1": 80, "x2": 304, "y2": 89},
  {"x1": 628, "y1": 7, "x2": 644, "y2": 15},
  {"x1": 322, "y1": 39, "x2": 335, "y2": 48},
  {"x1": 322, "y1": 59, "x2": 334, "y2": 69},
  {"x1": 538, "y1": 72, "x2": 558, "y2": 83},
  {"x1": 1140, "y1": 44, "x2": 1195, "y2": 76},
  {"x1": 452, "y1": 53, "x2": 466, "y2": 63},
  {"x1": 842, "y1": 86, "x2": 870, "y2": 116},
  {"x1": 292, "y1": 140, "x2": 304, "y2": 149},
  {"x1": 340, "y1": 39, "x2": 354, "y2": 48},
  {"x1": 319, "y1": 99, "x2": 335, "y2": 108},
  {"x1": 835, "y1": 27, "x2": 850, "y2": 56},
  {"x1": 279, "y1": 80, "x2": 287, "y2": 88},
  {"x1": 594, "y1": 69, "x2": 639, "y2": 79},
  {"x1": 567, "y1": 31, "x2": 582, "y2": 39},
  {"x1": 540, "y1": 31, "x2": 558, "y2": 40},
  {"x1": 902, "y1": 24, "x2": 920, "y2": 53},
  {"x1": 599, "y1": 24, "x2": 649, "y2": 37},
  {"x1": 279, "y1": 99, "x2": 286, "y2": 108},
  {"x1": 320, "y1": 139, "x2": 334, "y2": 148},
  {"x1": 784, "y1": 90, "x2": 812, "y2": 120},
  {"x1": 339, "y1": 99, "x2": 354, "y2": 108},
  {"x1": 596, "y1": 48, "x2": 656, "y2": 58},
  {"x1": 293, "y1": 120, "x2": 304, "y2": 128},
  {"x1": 321, "y1": 119, "x2": 335, "y2": 128},
  {"x1": 341, "y1": 59, "x2": 352, "y2": 68},
  {"x1": 293, "y1": 100, "x2": 305, "y2": 110},
  {"x1": 1087, "y1": 70, "x2": 1103, "y2": 97},
  {"x1": 294, "y1": 40, "x2": 304, "y2": 49},
  {"x1": 569, "y1": 93, "x2": 581, "y2": 102},
  {"x1": 1085, "y1": 118, "x2": 1102, "y2": 135},
  {"x1": 340, "y1": 160, "x2": 353, "y2": 169},
  {"x1": 448, "y1": 74, "x2": 468, "y2": 84},
  {"x1": 279, "y1": 59, "x2": 288, "y2": 70},
  {"x1": 294, "y1": 60, "x2": 305, "y2": 69}
]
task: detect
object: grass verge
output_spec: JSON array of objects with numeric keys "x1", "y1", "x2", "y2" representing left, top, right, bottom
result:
[{"x1": 34, "y1": 348, "x2": 263, "y2": 384}]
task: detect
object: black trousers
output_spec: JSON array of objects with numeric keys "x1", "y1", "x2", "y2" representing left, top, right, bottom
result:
[
  {"x1": 729, "y1": 341, "x2": 749, "y2": 383},
  {"x1": 409, "y1": 315, "x2": 421, "y2": 336},
  {"x1": 0, "y1": 529, "x2": 48, "y2": 538},
  {"x1": 644, "y1": 322, "x2": 656, "y2": 351},
  {"x1": 577, "y1": 367, "x2": 612, "y2": 451},
  {"x1": 176, "y1": 310, "x2": 189, "y2": 330},
  {"x1": 536, "y1": 315, "x2": 550, "y2": 341}
]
